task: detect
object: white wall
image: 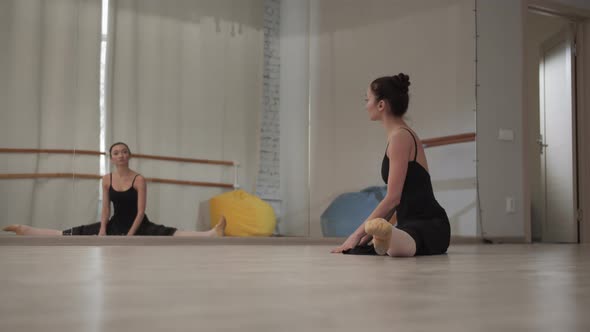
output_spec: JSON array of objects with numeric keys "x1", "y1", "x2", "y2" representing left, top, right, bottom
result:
[
  {"x1": 477, "y1": 0, "x2": 527, "y2": 240},
  {"x1": 279, "y1": 0, "x2": 311, "y2": 236},
  {"x1": 308, "y1": 0, "x2": 477, "y2": 238},
  {"x1": 256, "y1": 0, "x2": 281, "y2": 220},
  {"x1": 525, "y1": 11, "x2": 570, "y2": 241}
]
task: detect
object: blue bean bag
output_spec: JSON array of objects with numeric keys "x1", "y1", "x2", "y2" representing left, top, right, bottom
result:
[{"x1": 320, "y1": 186, "x2": 387, "y2": 237}]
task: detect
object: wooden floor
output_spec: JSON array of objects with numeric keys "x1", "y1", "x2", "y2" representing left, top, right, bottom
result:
[{"x1": 0, "y1": 239, "x2": 589, "y2": 332}]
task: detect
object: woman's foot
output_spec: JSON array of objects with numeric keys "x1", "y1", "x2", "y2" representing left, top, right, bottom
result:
[
  {"x1": 3, "y1": 224, "x2": 61, "y2": 236},
  {"x1": 3, "y1": 224, "x2": 27, "y2": 235},
  {"x1": 210, "y1": 216, "x2": 227, "y2": 237},
  {"x1": 364, "y1": 218, "x2": 392, "y2": 255}
]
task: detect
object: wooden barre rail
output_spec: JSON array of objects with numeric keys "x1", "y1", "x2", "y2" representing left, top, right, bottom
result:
[
  {"x1": 0, "y1": 148, "x2": 235, "y2": 166},
  {"x1": 0, "y1": 132, "x2": 475, "y2": 161},
  {"x1": 422, "y1": 133, "x2": 475, "y2": 148},
  {"x1": 0, "y1": 173, "x2": 234, "y2": 189},
  {"x1": 0, "y1": 133, "x2": 475, "y2": 185}
]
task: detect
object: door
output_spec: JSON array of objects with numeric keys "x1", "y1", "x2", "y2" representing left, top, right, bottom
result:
[{"x1": 538, "y1": 25, "x2": 578, "y2": 243}]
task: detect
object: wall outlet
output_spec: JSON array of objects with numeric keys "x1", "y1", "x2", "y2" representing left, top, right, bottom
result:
[{"x1": 505, "y1": 196, "x2": 516, "y2": 214}]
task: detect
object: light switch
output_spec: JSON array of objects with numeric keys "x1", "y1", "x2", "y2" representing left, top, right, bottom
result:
[{"x1": 498, "y1": 128, "x2": 514, "y2": 141}]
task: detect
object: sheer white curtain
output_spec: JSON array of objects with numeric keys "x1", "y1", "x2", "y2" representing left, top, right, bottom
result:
[
  {"x1": 108, "y1": 0, "x2": 263, "y2": 230},
  {"x1": 0, "y1": 0, "x2": 102, "y2": 230}
]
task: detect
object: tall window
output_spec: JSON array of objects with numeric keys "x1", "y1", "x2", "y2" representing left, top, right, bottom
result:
[{"x1": 98, "y1": 0, "x2": 110, "y2": 214}]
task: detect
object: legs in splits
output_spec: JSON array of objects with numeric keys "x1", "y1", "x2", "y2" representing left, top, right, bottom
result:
[
  {"x1": 3, "y1": 224, "x2": 62, "y2": 236},
  {"x1": 4, "y1": 216, "x2": 227, "y2": 237},
  {"x1": 173, "y1": 216, "x2": 227, "y2": 237}
]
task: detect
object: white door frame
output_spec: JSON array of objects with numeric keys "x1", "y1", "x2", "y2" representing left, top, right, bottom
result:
[
  {"x1": 539, "y1": 26, "x2": 578, "y2": 242},
  {"x1": 576, "y1": 21, "x2": 590, "y2": 244},
  {"x1": 525, "y1": 1, "x2": 589, "y2": 243}
]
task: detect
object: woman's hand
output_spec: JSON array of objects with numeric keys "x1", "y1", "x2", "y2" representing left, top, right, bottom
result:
[
  {"x1": 331, "y1": 233, "x2": 362, "y2": 253},
  {"x1": 358, "y1": 233, "x2": 373, "y2": 246},
  {"x1": 98, "y1": 226, "x2": 107, "y2": 236}
]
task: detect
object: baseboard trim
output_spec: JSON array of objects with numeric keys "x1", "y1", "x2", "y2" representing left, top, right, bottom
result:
[
  {"x1": 479, "y1": 236, "x2": 528, "y2": 244},
  {"x1": 450, "y1": 236, "x2": 484, "y2": 244}
]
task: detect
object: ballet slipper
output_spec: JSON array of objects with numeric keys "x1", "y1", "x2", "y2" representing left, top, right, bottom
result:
[{"x1": 364, "y1": 218, "x2": 392, "y2": 255}]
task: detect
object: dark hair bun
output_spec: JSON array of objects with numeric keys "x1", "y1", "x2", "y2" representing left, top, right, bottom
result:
[{"x1": 391, "y1": 73, "x2": 410, "y2": 94}]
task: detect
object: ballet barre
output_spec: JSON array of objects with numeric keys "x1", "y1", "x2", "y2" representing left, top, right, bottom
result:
[{"x1": 0, "y1": 148, "x2": 239, "y2": 189}]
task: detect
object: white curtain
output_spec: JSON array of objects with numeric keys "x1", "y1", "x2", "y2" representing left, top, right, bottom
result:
[
  {"x1": 0, "y1": 0, "x2": 102, "y2": 230},
  {"x1": 109, "y1": 0, "x2": 264, "y2": 231}
]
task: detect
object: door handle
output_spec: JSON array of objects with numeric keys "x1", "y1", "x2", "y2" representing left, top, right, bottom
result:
[{"x1": 537, "y1": 138, "x2": 548, "y2": 154}]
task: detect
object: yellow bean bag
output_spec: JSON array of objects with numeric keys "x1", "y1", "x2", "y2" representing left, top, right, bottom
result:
[{"x1": 209, "y1": 190, "x2": 276, "y2": 237}]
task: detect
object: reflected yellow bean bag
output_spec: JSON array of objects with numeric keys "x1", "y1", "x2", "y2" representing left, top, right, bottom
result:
[{"x1": 209, "y1": 190, "x2": 276, "y2": 237}]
